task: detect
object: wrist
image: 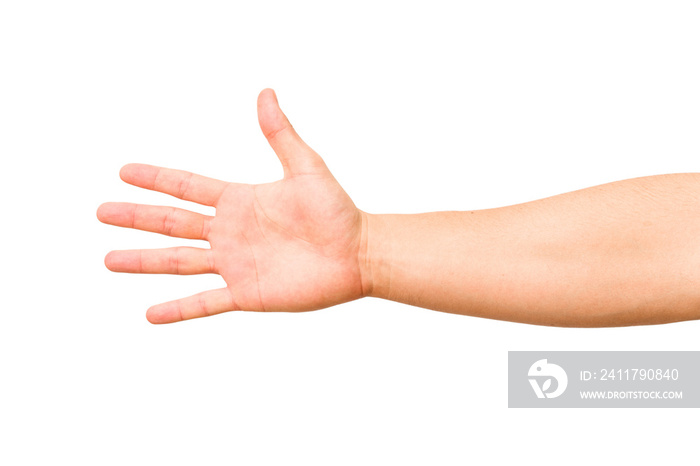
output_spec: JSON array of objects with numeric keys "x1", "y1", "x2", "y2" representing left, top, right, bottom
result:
[{"x1": 357, "y1": 211, "x2": 392, "y2": 300}]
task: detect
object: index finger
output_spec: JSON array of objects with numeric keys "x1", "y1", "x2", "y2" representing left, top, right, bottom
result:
[{"x1": 119, "y1": 163, "x2": 229, "y2": 207}]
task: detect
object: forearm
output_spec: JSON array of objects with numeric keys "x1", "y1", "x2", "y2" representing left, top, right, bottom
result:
[{"x1": 360, "y1": 174, "x2": 700, "y2": 327}]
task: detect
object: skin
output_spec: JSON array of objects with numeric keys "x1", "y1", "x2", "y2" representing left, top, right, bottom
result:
[
  {"x1": 98, "y1": 89, "x2": 369, "y2": 323},
  {"x1": 98, "y1": 89, "x2": 700, "y2": 326}
]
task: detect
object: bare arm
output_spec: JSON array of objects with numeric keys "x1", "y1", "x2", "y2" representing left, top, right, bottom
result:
[
  {"x1": 98, "y1": 89, "x2": 700, "y2": 326},
  {"x1": 362, "y1": 174, "x2": 700, "y2": 326}
]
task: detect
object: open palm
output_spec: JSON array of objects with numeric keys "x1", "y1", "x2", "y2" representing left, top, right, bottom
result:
[{"x1": 98, "y1": 89, "x2": 369, "y2": 323}]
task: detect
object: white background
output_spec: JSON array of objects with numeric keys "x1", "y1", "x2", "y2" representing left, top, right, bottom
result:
[{"x1": 1, "y1": 1, "x2": 699, "y2": 464}]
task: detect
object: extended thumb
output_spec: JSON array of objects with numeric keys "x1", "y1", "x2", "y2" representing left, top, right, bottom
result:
[{"x1": 257, "y1": 89, "x2": 326, "y2": 177}]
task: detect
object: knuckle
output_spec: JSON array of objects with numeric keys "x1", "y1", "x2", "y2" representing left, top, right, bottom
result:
[
  {"x1": 206, "y1": 250, "x2": 216, "y2": 274},
  {"x1": 163, "y1": 208, "x2": 177, "y2": 236},
  {"x1": 169, "y1": 248, "x2": 180, "y2": 274},
  {"x1": 177, "y1": 172, "x2": 194, "y2": 200},
  {"x1": 197, "y1": 294, "x2": 209, "y2": 316}
]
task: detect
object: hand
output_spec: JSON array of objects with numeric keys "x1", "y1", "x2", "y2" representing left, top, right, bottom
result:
[{"x1": 98, "y1": 89, "x2": 370, "y2": 324}]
